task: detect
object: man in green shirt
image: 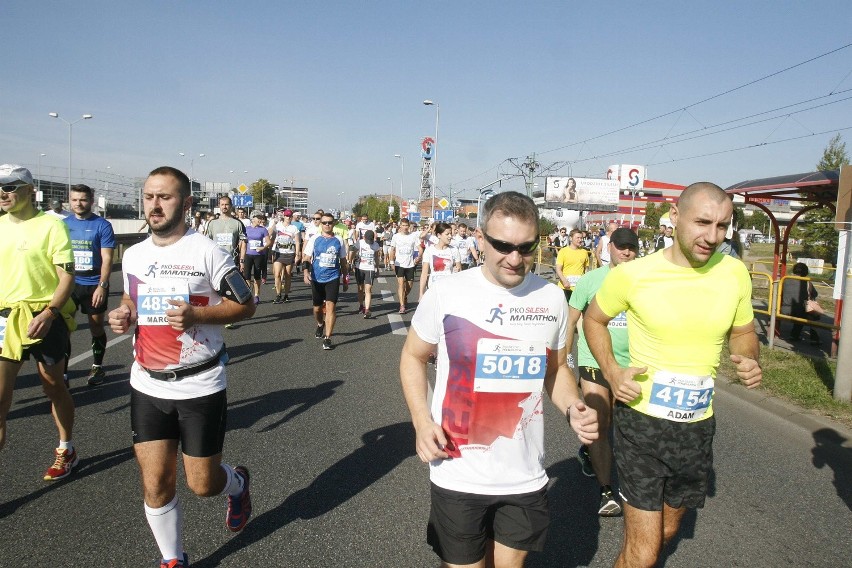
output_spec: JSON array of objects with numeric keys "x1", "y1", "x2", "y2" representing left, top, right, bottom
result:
[{"x1": 567, "y1": 227, "x2": 639, "y2": 517}]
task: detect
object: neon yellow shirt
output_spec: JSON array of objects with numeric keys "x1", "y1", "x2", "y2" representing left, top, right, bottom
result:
[
  {"x1": 555, "y1": 246, "x2": 589, "y2": 290},
  {"x1": 0, "y1": 212, "x2": 73, "y2": 303},
  {"x1": 594, "y1": 251, "x2": 753, "y2": 421}
]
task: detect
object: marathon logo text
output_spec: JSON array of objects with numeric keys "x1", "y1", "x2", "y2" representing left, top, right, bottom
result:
[
  {"x1": 508, "y1": 306, "x2": 557, "y2": 322},
  {"x1": 157, "y1": 264, "x2": 206, "y2": 278}
]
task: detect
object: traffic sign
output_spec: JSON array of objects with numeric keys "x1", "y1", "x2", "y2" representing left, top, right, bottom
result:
[
  {"x1": 434, "y1": 209, "x2": 453, "y2": 221},
  {"x1": 233, "y1": 194, "x2": 254, "y2": 208},
  {"x1": 408, "y1": 212, "x2": 421, "y2": 222},
  {"x1": 238, "y1": 184, "x2": 248, "y2": 194},
  {"x1": 438, "y1": 198, "x2": 449, "y2": 209}
]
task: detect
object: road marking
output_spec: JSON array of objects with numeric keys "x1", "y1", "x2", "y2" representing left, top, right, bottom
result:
[
  {"x1": 68, "y1": 334, "x2": 132, "y2": 367},
  {"x1": 387, "y1": 314, "x2": 408, "y2": 335}
]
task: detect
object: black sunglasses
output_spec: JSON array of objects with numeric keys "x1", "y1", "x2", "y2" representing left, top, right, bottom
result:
[
  {"x1": 313, "y1": 217, "x2": 322, "y2": 220},
  {"x1": 483, "y1": 233, "x2": 539, "y2": 256},
  {"x1": 0, "y1": 183, "x2": 29, "y2": 193},
  {"x1": 320, "y1": 221, "x2": 334, "y2": 225}
]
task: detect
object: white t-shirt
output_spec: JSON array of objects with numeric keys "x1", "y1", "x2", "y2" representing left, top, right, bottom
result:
[
  {"x1": 304, "y1": 221, "x2": 321, "y2": 242},
  {"x1": 598, "y1": 234, "x2": 611, "y2": 263},
  {"x1": 451, "y1": 235, "x2": 477, "y2": 265},
  {"x1": 45, "y1": 209, "x2": 71, "y2": 220},
  {"x1": 357, "y1": 240, "x2": 380, "y2": 271},
  {"x1": 423, "y1": 246, "x2": 461, "y2": 286},
  {"x1": 271, "y1": 222, "x2": 299, "y2": 254},
  {"x1": 390, "y1": 232, "x2": 420, "y2": 268},
  {"x1": 122, "y1": 230, "x2": 236, "y2": 400},
  {"x1": 355, "y1": 221, "x2": 376, "y2": 241},
  {"x1": 411, "y1": 268, "x2": 568, "y2": 495}
]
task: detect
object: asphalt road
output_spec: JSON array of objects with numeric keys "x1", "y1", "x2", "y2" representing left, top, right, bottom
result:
[{"x1": 1, "y1": 269, "x2": 850, "y2": 567}]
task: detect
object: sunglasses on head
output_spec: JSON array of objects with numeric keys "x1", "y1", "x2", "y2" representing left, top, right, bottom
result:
[
  {"x1": 483, "y1": 233, "x2": 539, "y2": 256},
  {"x1": 0, "y1": 183, "x2": 29, "y2": 193}
]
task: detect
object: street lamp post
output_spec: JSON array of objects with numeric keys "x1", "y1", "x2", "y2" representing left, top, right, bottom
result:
[
  {"x1": 49, "y1": 112, "x2": 93, "y2": 200},
  {"x1": 394, "y1": 154, "x2": 404, "y2": 220},
  {"x1": 338, "y1": 192, "x2": 345, "y2": 216},
  {"x1": 423, "y1": 100, "x2": 439, "y2": 220},
  {"x1": 179, "y1": 152, "x2": 205, "y2": 200},
  {"x1": 37, "y1": 153, "x2": 46, "y2": 202},
  {"x1": 625, "y1": 189, "x2": 645, "y2": 228}
]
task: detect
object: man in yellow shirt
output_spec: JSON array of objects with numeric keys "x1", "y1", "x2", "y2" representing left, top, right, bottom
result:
[
  {"x1": 583, "y1": 182, "x2": 762, "y2": 567},
  {"x1": 0, "y1": 164, "x2": 78, "y2": 481},
  {"x1": 555, "y1": 228, "x2": 590, "y2": 303}
]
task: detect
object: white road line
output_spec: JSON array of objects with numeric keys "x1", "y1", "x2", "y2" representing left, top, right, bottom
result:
[
  {"x1": 68, "y1": 334, "x2": 132, "y2": 367},
  {"x1": 387, "y1": 314, "x2": 408, "y2": 335},
  {"x1": 381, "y1": 289, "x2": 394, "y2": 302}
]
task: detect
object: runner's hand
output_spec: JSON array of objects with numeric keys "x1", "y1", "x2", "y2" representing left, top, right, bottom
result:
[
  {"x1": 91, "y1": 286, "x2": 106, "y2": 309},
  {"x1": 108, "y1": 304, "x2": 133, "y2": 334},
  {"x1": 610, "y1": 366, "x2": 646, "y2": 404},
  {"x1": 165, "y1": 298, "x2": 195, "y2": 331},
  {"x1": 730, "y1": 354, "x2": 762, "y2": 389},
  {"x1": 568, "y1": 401, "x2": 599, "y2": 446},
  {"x1": 414, "y1": 420, "x2": 450, "y2": 463},
  {"x1": 26, "y1": 310, "x2": 53, "y2": 340}
]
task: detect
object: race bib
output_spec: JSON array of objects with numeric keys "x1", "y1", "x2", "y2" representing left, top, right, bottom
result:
[
  {"x1": 474, "y1": 338, "x2": 546, "y2": 393},
  {"x1": 215, "y1": 233, "x2": 232, "y2": 250},
  {"x1": 276, "y1": 234, "x2": 294, "y2": 250},
  {"x1": 609, "y1": 311, "x2": 627, "y2": 328},
  {"x1": 137, "y1": 281, "x2": 190, "y2": 326},
  {"x1": 646, "y1": 370, "x2": 714, "y2": 422},
  {"x1": 74, "y1": 250, "x2": 94, "y2": 271},
  {"x1": 0, "y1": 314, "x2": 6, "y2": 347},
  {"x1": 248, "y1": 239, "x2": 263, "y2": 250},
  {"x1": 567, "y1": 275, "x2": 581, "y2": 288}
]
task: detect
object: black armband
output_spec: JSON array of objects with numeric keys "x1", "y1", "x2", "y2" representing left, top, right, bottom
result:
[
  {"x1": 58, "y1": 262, "x2": 75, "y2": 274},
  {"x1": 218, "y1": 270, "x2": 253, "y2": 304},
  {"x1": 302, "y1": 261, "x2": 311, "y2": 271}
]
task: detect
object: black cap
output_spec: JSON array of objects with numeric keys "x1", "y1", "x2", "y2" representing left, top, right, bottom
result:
[{"x1": 610, "y1": 227, "x2": 639, "y2": 249}]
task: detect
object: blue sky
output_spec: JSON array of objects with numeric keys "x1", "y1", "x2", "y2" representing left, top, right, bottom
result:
[{"x1": 2, "y1": 1, "x2": 850, "y2": 210}]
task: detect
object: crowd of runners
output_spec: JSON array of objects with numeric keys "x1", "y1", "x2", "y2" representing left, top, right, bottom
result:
[{"x1": 1, "y1": 162, "x2": 763, "y2": 568}]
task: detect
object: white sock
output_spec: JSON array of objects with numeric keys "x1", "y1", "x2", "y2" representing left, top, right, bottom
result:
[
  {"x1": 144, "y1": 496, "x2": 183, "y2": 561},
  {"x1": 58, "y1": 440, "x2": 73, "y2": 452},
  {"x1": 219, "y1": 464, "x2": 245, "y2": 496}
]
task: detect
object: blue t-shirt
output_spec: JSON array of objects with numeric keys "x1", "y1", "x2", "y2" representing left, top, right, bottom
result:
[
  {"x1": 311, "y1": 235, "x2": 345, "y2": 283},
  {"x1": 64, "y1": 214, "x2": 116, "y2": 285},
  {"x1": 244, "y1": 226, "x2": 268, "y2": 256},
  {"x1": 292, "y1": 220, "x2": 305, "y2": 233}
]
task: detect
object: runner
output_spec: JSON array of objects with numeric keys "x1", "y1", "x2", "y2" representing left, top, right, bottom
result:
[
  {"x1": 419, "y1": 222, "x2": 461, "y2": 299},
  {"x1": 390, "y1": 218, "x2": 420, "y2": 314},
  {"x1": 303, "y1": 212, "x2": 348, "y2": 351},
  {"x1": 400, "y1": 190, "x2": 598, "y2": 567},
  {"x1": 107, "y1": 166, "x2": 255, "y2": 568},
  {"x1": 555, "y1": 228, "x2": 590, "y2": 303},
  {"x1": 65, "y1": 184, "x2": 116, "y2": 386},
  {"x1": 584, "y1": 182, "x2": 762, "y2": 567},
  {"x1": 567, "y1": 227, "x2": 640, "y2": 517},
  {"x1": 450, "y1": 222, "x2": 479, "y2": 270},
  {"x1": 204, "y1": 195, "x2": 246, "y2": 269},
  {"x1": 354, "y1": 230, "x2": 380, "y2": 318},
  {"x1": 243, "y1": 212, "x2": 270, "y2": 305},
  {"x1": 269, "y1": 208, "x2": 301, "y2": 304},
  {"x1": 0, "y1": 164, "x2": 78, "y2": 481}
]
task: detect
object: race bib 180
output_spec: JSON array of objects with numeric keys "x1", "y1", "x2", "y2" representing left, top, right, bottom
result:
[
  {"x1": 473, "y1": 338, "x2": 546, "y2": 393},
  {"x1": 137, "y1": 281, "x2": 190, "y2": 326},
  {"x1": 74, "y1": 250, "x2": 94, "y2": 271},
  {"x1": 646, "y1": 370, "x2": 714, "y2": 422}
]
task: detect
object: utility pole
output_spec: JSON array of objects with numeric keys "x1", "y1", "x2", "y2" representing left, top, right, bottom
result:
[{"x1": 506, "y1": 154, "x2": 566, "y2": 197}]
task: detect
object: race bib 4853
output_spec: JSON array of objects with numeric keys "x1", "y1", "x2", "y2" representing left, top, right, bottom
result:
[{"x1": 137, "y1": 281, "x2": 190, "y2": 326}]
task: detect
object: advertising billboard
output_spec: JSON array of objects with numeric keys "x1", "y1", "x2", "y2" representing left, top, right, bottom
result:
[{"x1": 544, "y1": 177, "x2": 619, "y2": 212}]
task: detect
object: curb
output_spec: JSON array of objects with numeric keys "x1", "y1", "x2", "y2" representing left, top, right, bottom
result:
[{"x1": 716, "y1": 377, "x2": 852, "y2": 447}]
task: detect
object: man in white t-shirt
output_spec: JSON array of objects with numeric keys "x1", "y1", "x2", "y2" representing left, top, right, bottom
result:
[
  {"x1": 108, "y1": 166, "x2": 256, "y2": 567},
  {"x1": 450, "y1": 222, "x2": 479, "y2": 269},
  {"x1": 400, "y1": 191, "x2": 598, "y2": 567},
  {"x1": 390, "y1": 218, "x2": 420, "y2": 314},
  {"x1": 595, "y1": 222, "x2": 616, "y2": 267},
  {"x1": 354, "y1": 213, "x2": 376, "y2": 241},
  {"x1": 45, "y1": 198, "x2": 71, "y2": 220}
]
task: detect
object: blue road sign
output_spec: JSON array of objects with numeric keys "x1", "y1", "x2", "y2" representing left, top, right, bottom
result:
[
  {"x1": 408, "y1": 212, "x2": 421, "y2": 222},
  {"x1": 233, "y1": 194, "x2": 254, "y2": 208},
  {"x1": 434, "y1": 209, "x2": 453, "y2": 221}
]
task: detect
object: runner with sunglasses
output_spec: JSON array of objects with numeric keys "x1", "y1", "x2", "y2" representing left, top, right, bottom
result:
[
  {"x1": 401, "y1": 191, "x2": 598, "y2": 567},
  {"x1": 303, "y1": 213, "x2": 348, "y2": 351}
]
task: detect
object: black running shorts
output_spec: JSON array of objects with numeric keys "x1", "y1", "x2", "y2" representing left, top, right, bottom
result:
[
  {"x1": 394, "y1": 266, "x2": 415, "y2": 282},
  {"x1": 354, "y1": 268, "x2": 376, "y2": 286},
  {"x1": 311, "y1": 278, "x2": 340, "y2": 307},
  {"x1": 242, "y1": 255, "x2": 264, "y2": 281},
  {"x1": 578, "y1": 366, "x2": 612, "y2": 391},
  {"x1": 0, "y1": 311, "x2": 69, "y2": 366},
  {"x1": 72, "y1": 283, "x2": 109, "y2": 315},
  {"x1": 613, "y1": 402, "x2": 715, "y2": 511},
  {"x1": 130, "y1": 388, "x2": 227, "y2": 458},
  {"x1": 427, "y1": 483, "x2": 550, "y2": 565}
]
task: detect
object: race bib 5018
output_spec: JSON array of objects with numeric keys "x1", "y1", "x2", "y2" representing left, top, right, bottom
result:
[{"x1": 474, "y1": 338, "x2": 546, "y2": 393}]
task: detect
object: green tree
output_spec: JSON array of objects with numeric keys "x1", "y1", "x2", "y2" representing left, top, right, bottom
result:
[
  {"x1": 644, "y1": 202, "x2": 659, "y2": 229},
  {"x1": 797, "y1": 134, "x2": 849, "y2": 263},
  {"x1": 746, "y1": 209, "x2": 771, "y2": 234},
  {"x1": 352, "y1": 195, "x2": 400, "y2": 223},
  {"x1": 250, "y1": 179, "x2": 277, "y2": 211},
  {"x1": 538, "y1": 216, "x2": 555, "y2": 237}
]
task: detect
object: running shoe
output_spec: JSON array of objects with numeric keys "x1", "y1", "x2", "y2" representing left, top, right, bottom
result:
[
  {"x1": 358, "y1": 304, "x2": 365, "y2": 314},
  {"x1": 398, "y1": 305, "x2": 406, "y2": 315},
  {"x1": 598, "y1": 486, "x2": 622, "y2": 517},
  {"x1": 253, "y1": 296, "x2": 260, "y2": 305},
  {"x1": 87, "y1": 365, "x2": 106, "y2": 386},
  {"x1": 272, "y1": 294, "x2": 283, "y2": 304},
  {"x1": 283, "y1": 294, "x2": 290, "y2": 303},
  {"x1": 322, "y1": 337, "x2": 332, "y2": 350},
  {"x1": 578, "y1": 445, "x2": 595, "y2": 478},
  {"x1": 315, "y1": 324, "x2": 324, "y2": 339},
  {"x1": 261, "y1": 277, "x2": 267, "y2": 285},
  {"x1": 226, "y1": 466, "x2": 252, "y2": 532},
  {"x1": 224, "y1": 323, "x2": 235, "y2": 329},
  {"x1": 363, "y1": 310, "x2": 371, "y2": 319},
  {"x1": 159, "y1": 553, "x2": 189, "y2": 567},
  {"x1": 43, "y1": 447, "x2": 79, "y2": 481}
]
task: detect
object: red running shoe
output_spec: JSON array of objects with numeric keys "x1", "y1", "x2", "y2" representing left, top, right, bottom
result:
[
  {"x1": 226, "y1": 466, "x2": 252, "y2": 532},
  {"x1": 43, "y1": 447, "x2": 79, "y2": 481}
]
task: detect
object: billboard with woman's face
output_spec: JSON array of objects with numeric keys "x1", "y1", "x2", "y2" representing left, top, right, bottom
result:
[{"x1": 545, "y1": 177, "x2": 619, "y2": 211}]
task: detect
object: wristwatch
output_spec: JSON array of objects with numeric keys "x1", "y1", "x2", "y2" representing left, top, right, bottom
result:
[
  {"x1": 48, "y1": 306, "x2": 61, "y2": 319},
  {"x1": 98, "y1": 281, "x2": 109, "y2": 289}
]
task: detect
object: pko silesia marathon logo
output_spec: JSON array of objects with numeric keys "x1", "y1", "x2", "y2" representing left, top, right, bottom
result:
[
  {"x1": 487, "y1": 304, "x2": 558, "y2": 325},
  {"x1": 152, "y1": 263, "x2": 206, "y2": 278}
]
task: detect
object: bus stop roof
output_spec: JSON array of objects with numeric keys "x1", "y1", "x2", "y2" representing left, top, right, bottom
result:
[{"x1": 725, "y1": 169, "x2": 839, "y2": 201}]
